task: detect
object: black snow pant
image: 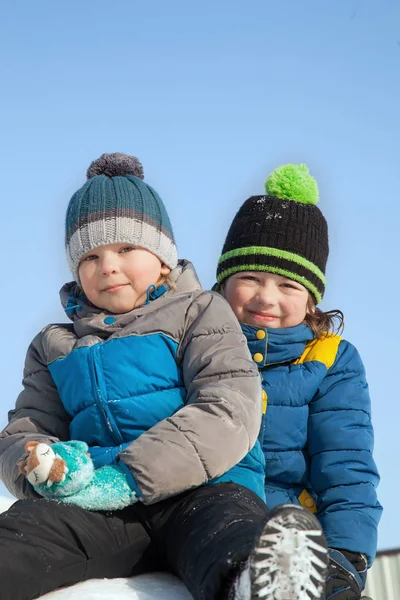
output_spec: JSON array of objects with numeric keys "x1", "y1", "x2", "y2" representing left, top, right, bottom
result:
[{"x1": 0, "y1": 483, "x2": 268, "y2": 600}]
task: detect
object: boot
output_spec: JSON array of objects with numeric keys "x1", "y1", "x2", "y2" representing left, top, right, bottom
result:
[{"x1": 230, "y1": 504, "x2": 328, "y2": 600}]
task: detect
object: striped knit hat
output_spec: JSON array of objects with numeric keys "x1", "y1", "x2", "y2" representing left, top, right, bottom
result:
[
  {"x1": 65, "y1": 153, "x2": 178, "y2": 281},
  {"x1": 216, "y1": 164, "x2": 328, "y2": 304}
]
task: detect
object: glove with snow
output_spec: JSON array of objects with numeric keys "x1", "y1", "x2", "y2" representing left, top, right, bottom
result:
[
  {"x1": 20, "y1": 440, "x2": 138, "y2": 511},
  {"x1": 326, "y1": 549, "x2": 367, "y2": 599}
]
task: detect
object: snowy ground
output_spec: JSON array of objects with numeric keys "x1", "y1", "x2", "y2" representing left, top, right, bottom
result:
[{"x1": 0, "y1": 496, "x2": 193, "y2": 600}]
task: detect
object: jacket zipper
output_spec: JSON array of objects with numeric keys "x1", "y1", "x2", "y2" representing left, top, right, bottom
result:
[{"x1": 90, "y1": 345, "x2": 122, "y2": 445}]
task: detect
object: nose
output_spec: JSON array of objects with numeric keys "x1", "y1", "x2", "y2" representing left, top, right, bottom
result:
[
  {"x1": 255, "y1": 282, "x2": 277, "y2": 307},
  {"x1": 100, "y1": 253, "x2": 120, "y2": 276}
]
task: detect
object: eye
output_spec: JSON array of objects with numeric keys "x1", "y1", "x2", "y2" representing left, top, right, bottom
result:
[
  {"x1": 82, "y1": 254, "x2": 97, "y2": 262},
  {"x1": 240, "y1": 275, "x2": 259, "y2": 283},
  {"x1": 281, "y1": 282, "x2": 303, "y2": 291},
  {"x1": 119, "y1": 246, "x2": 134, "y2": 254}
]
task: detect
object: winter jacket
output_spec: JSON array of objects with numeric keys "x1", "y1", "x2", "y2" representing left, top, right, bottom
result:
[
  {"x1": 242, "y1": 322, "x2": 382, "y2": 565},
  {"x1": 0, "y1": 261, "x2": 265, "y2": 504}
]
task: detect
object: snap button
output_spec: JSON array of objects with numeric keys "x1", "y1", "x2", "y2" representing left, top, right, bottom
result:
[
  {"x1": 256, "y1": 330, "x2": 266, "y2": 340},
  {"x1": 253, "y1": 353, "x2": 264, "y2": 363},
  {"x1": 104, "y1": 316, "x2": 116, "y2": 325}
]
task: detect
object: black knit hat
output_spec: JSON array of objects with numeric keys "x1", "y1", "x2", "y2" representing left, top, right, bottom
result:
[{"x1": 216, "y1": 164, "x2": 328, "y2": 304}]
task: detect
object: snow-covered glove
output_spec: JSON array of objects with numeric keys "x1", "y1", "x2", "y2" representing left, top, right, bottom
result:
[
  {"x1": 20, "y1": 440, "x2": 138, "y2": 511},
  {"x1": 326, "y1": 549, "x2": 367, "y2": 599}
]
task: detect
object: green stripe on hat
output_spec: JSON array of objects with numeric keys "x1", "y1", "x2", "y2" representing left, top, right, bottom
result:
[
  {"x1": 218, "y1": 246, "x2": 326, "y2": 287},
  {"x1": 216, "y1": 263, "x2": 323, "y2": 304}
]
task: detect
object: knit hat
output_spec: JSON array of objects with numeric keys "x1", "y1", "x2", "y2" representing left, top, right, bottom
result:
[
  {"x1": 216, "y1": 164, "x2": 328, "y2": 304},
  {"x1": 65, "y1": 153, "x2": 178, "y2": 281}
]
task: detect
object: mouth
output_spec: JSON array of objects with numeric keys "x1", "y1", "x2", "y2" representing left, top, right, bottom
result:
[
  {"x1": 247, "y1": 311, "x2": 279, "y2": 323},
  {"x1": 103, "y1": 284, "x2": 129, "y2": 293}
]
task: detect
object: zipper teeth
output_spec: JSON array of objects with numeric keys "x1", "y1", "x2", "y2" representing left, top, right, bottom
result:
[{"x1": 91, "y1": 346, "x2": 121, "y2": 444}]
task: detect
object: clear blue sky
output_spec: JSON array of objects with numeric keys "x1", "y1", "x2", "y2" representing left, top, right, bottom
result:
[{"x1": 0, "y1": 0, "x2": 399, "y2": 550}]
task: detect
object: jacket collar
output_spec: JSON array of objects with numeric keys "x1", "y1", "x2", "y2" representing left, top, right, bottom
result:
[{"x1": 241, "y1": 322, "x2": 314, "y2": 367}]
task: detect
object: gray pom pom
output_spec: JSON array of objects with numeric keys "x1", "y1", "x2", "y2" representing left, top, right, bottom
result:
[{"x1": 86, "y1": 153, "x2": 144, "y2": 180}]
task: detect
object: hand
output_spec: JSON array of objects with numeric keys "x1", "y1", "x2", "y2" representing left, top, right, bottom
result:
[{"x1": 326, "y1": 549, "x2": 367, "y2": 600}]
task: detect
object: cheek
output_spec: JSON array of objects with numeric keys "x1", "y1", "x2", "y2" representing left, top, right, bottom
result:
[
  {"x1": 78, "y1": 269, "x2": 87, "y2": 288},
  {"x1": 288, "y1": 298, "x2": 308, "y2": 319},
  {"x1": 78, "y1": 266, "x2": 97, "y2": 297},
  {"x1": 128, "y1": 265, "x2": 152, "y2": 284},
  {"x1": 125, "y1": 261, "x2": 161, "y2": 289},
  {"x1": 225, "y1": 289, "x2": 248, "y2": 316},
  {"x1": 300, "y1": 297, "x2": 309, "y2": 316}
]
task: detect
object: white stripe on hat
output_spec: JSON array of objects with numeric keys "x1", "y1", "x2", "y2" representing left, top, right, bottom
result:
[{"x1": 66, "y1": 217, "x2": 178, "y2": 281}]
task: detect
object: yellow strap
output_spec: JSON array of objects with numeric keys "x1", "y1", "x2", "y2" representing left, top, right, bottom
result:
[
  {"x1": 293, "y1": 333, "x2": 342, "y2": 369},
  {"x1": 262, "y1": 390, "x2": 268, "y2": 414}
]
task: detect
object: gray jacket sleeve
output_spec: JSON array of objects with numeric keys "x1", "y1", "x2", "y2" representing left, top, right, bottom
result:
[
  {"x1": 119, "y1": 291, "x2": 262, "y2": 504},
  {"x1": 0, "y1": 331, "x2": 71, "y2": 498}
]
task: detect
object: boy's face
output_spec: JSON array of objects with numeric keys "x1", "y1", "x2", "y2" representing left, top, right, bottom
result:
[
  {"x1": 79, "y1": 243, "x2": 170, "y2": 313},
  {"x1": 223, "y1": 271, "x2": 309, "y2": 329}
]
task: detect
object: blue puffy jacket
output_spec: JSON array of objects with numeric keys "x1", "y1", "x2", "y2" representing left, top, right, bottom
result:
[{"x1": 242, "y1": 322, "x2": 382, "y2": 565}]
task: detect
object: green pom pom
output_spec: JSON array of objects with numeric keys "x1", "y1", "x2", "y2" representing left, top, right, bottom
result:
[{"x1": 265, "y1": 163, "x2": 319, "y2": 205}]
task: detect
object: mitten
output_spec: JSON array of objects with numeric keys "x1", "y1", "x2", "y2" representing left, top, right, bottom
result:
[
  {"x1": 20, "y1": 440, "x2": 138, "y2": 511},
  {"x1": 64, "y1": 462, "x2": 138, "y2": 511},
  {"x1": 326, "y1": 549, "x2": 368, "y2": 600},
  {"x1": 20, "y1": 440, "x2": 94, "y2": 498}
]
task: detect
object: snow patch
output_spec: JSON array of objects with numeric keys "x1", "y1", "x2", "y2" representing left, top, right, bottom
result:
[
  {"x1": 40, "y1": 574, "x2": 193, "y2": 600},
  {"x1": 0, "y1": 496, "x2": 193, "y2": 600}
]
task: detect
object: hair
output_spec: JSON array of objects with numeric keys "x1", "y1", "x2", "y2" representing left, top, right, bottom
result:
[
  {"x1": 157, "y1": 273, "x2": 176, "y2": 291},
  {"x1": 305, "y1": 295, "x2": 344, "y2": 338}
]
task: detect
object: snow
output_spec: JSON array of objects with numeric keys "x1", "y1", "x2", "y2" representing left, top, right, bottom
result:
[
  {"x1": 40, "y1": 574, "x2": 193, "y2": 600},
  {"x1": 0, "y1": 496, "x2": 193, "y2": 600}
]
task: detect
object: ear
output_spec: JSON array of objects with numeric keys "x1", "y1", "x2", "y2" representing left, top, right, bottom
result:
[
  {"x1": 25, "y1": 441, "x2": 40, "y2": 453},
  {"x1": 160, "y1": 264, "x2": 171, "y2": 277},
  {"x1": 306, "y1": 294, "x2": 316, "y2": 315},
  {"x1": 48, "y1": 458, "x2": 67, "y2": 484}
]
